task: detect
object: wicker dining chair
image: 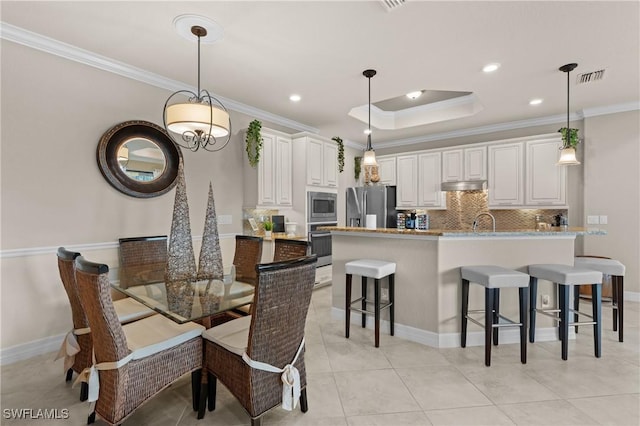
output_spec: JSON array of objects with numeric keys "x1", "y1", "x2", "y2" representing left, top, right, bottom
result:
[
  {"x1": 118, "y1": 235, "x2": 168, "y2": 287},
  {"x1": 232, "y1": 235, "x2": 263, "y2": 285},
  {"x1": 74, "y1": 256, "x2": 205, "y2": 426},
  {"x1": 273, "y1": 238, "x2": 310, "y2": 262},
  {"x1": 56, "y1": 247, "x2": 156, "y2": 401},
  {"x1": 199, "y1": 255, "x2": 318, "y2": 425}
]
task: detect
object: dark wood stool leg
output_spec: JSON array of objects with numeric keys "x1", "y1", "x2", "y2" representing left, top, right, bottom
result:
[
  {"x1": 617, "y1": 276, "x2": 624, "y2": 342},
  {"x1": 388, "y1": 273, "x2": 395, "y2": 336},
  {"x1": 558, "y1": 283, "x2": 564, "y2": 342},
  {"x1": 65, "y1": 368, "x2": 73, "y2": 382},
  {"x1": 300, "y1": 388, "x2": 308, "y2": 413},
  {"x1": 361, "y1": 276, "x2": 367, "y2": 328},
  {"x1": 529, "y1": 276, "x2": 537, "y2": 343},
  {"x1": 207, "y1": 372, "x2": 216, "y2": 412},
  {"x1": 612, "y1": 275, "x2": 618, "y2": 332},
  {"x1": 80, "y1": 382, "x2": 88, "y2": 402},
  {"x1": 560, "y1": 284, "x2": 570, "y2": 360},
  {"x1": 574, "y1": 284, "x2": 581, "y2": 333},
  {"x1": 461, "y1": 278, "x2": 470, "y2": 348},
  {"x1": 519, "y1": 286, "x2": 528, "y2": 364},
  {"x1": 191, "y1": 369, "x2": 202, "y2": 411},
  {"x1": 485, "y1": 288, "x2": 494, "y2": 366},
  {"x1": 592, "y1": 283, "x2": 602, "y2": 357},
  {"x1": 374, "y1": 278, "x2": 380, "y2": 348},
  {"x1": 493, "y1": 288, "x2": 500, "y2": 346},
  {"x1": 345, "y1": 273, "x2": 352, "y2": 338}
]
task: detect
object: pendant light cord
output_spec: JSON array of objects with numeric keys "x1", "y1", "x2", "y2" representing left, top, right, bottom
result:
[
  {"x1": 197, "y1": 33, "x2": 201, "y2": 97},
  {"x1": 566, "y1": 67, "x2": 570, "y2": 133}
]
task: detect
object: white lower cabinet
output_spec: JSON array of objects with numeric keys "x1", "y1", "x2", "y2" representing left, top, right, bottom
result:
[
  {"x1": 525, "y1": 138, "x2": 567, "y2": 206},
  {"x1": 488, "y1": 142, "x2": 524, "y2": 207}
]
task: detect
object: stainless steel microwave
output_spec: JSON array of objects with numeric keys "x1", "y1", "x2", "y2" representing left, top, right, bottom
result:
[{"x1": 307, "y1": 191, "x2": 337, "y2": 223}]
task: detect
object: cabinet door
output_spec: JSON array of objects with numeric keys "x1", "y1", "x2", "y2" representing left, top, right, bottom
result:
[
  {"x1": 526, "y1": 138, "x2": 566, "y2": 206},
  {"x1": 258, "y1": 132, "x2": 276, "y2": 205},
  {"x1": 306, "y1": 139, "x2": 323, "y2": 186},
  {"x1": 396, "y1": 155, "x2": 418, "y2": 207},
  {"x1": 464, "y1": 146, "x2": 487, "y2": 181},
  {"x1": 377, "y1": 157, "x2": 397, "y2": 186},
  {"x1": 323, "y1": 142, "x2": 338, "y2": 187},
  {"x1": 275, "y1": 136, "x2": 292, "y2": 205},
  {"x1": 442, "y1": 149, "x2": 463, "y2": 182},
  {"x1": 418, "y1": 152, "x2": 444, "y2": 207},
  {"x1": 488, "y1": 142, "x2": 524, "y2": 206}
]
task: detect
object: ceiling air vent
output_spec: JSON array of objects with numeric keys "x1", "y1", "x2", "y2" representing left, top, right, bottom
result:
[
  {"x1": 380, "y1": 0, "x2": 406, "y2": 12},
  {"x1": 576, "y1": 69, "x2": 606, "y2": 84}
]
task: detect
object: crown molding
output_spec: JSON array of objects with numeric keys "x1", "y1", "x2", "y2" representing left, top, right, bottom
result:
[{"x1": 0, "y1": 22, "x2": 319, "y2": 134}]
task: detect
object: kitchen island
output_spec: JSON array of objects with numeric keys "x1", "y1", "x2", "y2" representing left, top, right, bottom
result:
[{"x1": 324, "y1": 226, "x2": 606, "y2": 348}]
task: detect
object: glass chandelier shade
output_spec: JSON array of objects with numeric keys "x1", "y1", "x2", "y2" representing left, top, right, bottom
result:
[
  {"x1": 362, "y1": 69, "x2": 377, "y2": 166},
  {"x1": 557, "y1": 63, "x2": 580, "y2": 166},
  {"x1": 163, "y1": 25, "x2": 231, "y2": 152}
]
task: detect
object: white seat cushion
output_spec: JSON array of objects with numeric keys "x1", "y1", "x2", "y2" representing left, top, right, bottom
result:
[
  {"x1": 114, "y1": 297, "x2": 156, "y2": 324},
  {"x1": 529, "y1": 264, "x2": 602, "y2": 285},
  {"x1": 574, "y1": 257, "x2": 625, "y2": 276},
  {"x1": 461, "y1": 265, "x2": 529, "y2": 288},
  {"x1": 202, "y1": 315, "x2": 252, "y2": 356},
  {"x1": 122, "y1": 314, "x2": 205, "y2": 360},
  {"x1": 345, "y1": 259, "x2": 396, "y2": 279}
]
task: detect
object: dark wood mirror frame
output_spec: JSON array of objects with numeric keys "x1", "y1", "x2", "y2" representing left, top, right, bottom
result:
[{"x1": 97, "y1": 120, "x2": 183, "y2": 198}]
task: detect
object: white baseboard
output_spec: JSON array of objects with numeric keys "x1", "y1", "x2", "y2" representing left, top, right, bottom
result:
[
  {"x1": 331, "y1": 307, "x2": 565, "y2": 348},
  {"x1": 1, "y1": 333, "x2": 66, "y2": 366},
  {"x1": 624, "y1": 291, "x2": 640, "y2": 303}
]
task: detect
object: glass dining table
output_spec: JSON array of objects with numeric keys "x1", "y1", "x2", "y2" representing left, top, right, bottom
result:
[{"x1": 110, "y1": 265, "x2": 254, "y2": 326}]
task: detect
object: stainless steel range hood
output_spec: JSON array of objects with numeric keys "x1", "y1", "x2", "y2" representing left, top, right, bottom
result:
[{"x1": 441, "y1": 180, "x2": 487, "y2": 191}]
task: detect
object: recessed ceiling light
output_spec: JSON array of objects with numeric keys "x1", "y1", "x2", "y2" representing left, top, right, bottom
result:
[
  {"x1": 406, "y1": 91, "x2": 423, "y2": 100},
  {"x1": 289, "y1": 94, "x2": 301, "y2": 102},
  {"x1": 364, "y1": 129, "x2": 372, "y2": 135},
  {"x1": 529, "y1": 98, "x2": 543, "y2": 105},
  {"x1": 482, "y1": 63, "x2": 501, "y2": 73}
]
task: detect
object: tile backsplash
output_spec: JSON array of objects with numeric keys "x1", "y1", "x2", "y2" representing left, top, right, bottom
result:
[{"x1": 403, "y1": 191, "x2": 567, "y2": 230}]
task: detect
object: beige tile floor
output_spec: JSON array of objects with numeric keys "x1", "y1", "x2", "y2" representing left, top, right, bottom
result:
[{"x1": 2, "y1": 286, "x2": 639, "y2": 425}]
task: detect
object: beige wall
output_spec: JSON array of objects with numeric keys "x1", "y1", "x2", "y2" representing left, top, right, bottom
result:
[{"x1": 583, "y1": 110, "x2": 640, "y2": 294}]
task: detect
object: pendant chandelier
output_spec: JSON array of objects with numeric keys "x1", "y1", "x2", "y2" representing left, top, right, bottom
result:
[
  {"x1": 163, "y1": 25, "x2": 231, "y2": 152},
  {"x1": 362, "y1": 69, "x2": 378, "y2": 166},
  {"x1": 557, "y1": 63, "x2": 580, "y2": 165}
]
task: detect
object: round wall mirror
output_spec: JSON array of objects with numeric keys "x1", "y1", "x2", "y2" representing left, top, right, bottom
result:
[{"x1": 97, "y1": 120, "x2": 183, "y2": 198}]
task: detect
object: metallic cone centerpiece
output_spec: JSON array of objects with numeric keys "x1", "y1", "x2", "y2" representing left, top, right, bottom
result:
[{"x1": 197, "y1": 182, "x2": 224, "y2": 280}]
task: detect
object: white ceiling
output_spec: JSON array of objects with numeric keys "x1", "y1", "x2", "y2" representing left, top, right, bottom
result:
[{"x1": 2, "y1": 1, "x2": 639, "y2": 148}]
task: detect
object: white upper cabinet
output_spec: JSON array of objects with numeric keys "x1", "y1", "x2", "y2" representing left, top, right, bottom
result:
[
  {"x1": 525, "y1": 138, "x2": 567, "y2": 206},
  {"x1": 302, "y1": 137, "x2": 338, "y2": 188},
  {"x1": 245, "y1": 128, "x2": 292, "y2": 208},
  {"x1": 442, "y1": 147, "x2": 486, "y2": 182},
  {"x1": 418, "y1": 152, "x2": 445, "y2": 208},
  {"x1": 396, "y1": 154, "x2": 418, "y2": 207},
  {"x1": 488, "y1": 142, "x2": 524, "y2": 207},
  {"x1": 377, "y1": 156, "x2": 397, "y2": 186}
]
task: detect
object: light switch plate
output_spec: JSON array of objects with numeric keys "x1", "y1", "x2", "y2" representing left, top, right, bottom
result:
[
  {"x1": 218, "y1": 215, "x2": 232, "y2": 225},
  {"x1": 587, "y1": 215, "x2": 600, "y2": 225},
  {"x1": 599, "y1": 215, "x2": 608, "y2": 225}
]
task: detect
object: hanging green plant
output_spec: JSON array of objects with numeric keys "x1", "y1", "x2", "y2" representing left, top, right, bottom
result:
[
  {"x1": 558, "y1": 127, "x2": 580, "y2": 149},
  {"x1": 332, "y1": 136, "x2": 345, "y2": 173},
  {"x1": 245, "y1": 120, "x2": 263, "y2": 168},
  {"x1": 354, "y1": 156, "x2": 362, "y2": 181}
]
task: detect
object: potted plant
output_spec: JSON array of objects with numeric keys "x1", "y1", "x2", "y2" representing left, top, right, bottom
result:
[
  {"x1": 263, "y1": 219, "x2": 273, "y2": 238},
  {"x1": 354, "y1": 156, "x2": 362, "y2": 181},
  {"x1": 558, "y1": 127, "x2": 580, "y2": 149},
  {"x1": 332, "y1": 136, "x2": 345, "y2": 173},
  {"x1": 245, "y1": 119, "x2": 263, "y2": 168}
]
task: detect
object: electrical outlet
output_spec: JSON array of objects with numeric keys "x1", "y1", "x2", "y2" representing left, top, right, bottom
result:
[
  {"x1": 541, "y1": 294, "x2": 550, "y2": 308},
  {"x1": 599, "y1": 215, "x2": 608, "y2": 225},
  {"x1": 587, "y1": 215, "x2": 600, "y2": 225},
  {"x1": 381, "y1": 288, "x2": 389, "y2": 302}
]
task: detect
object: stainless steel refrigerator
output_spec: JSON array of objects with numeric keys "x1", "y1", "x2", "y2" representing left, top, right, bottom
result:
[{"x1": 345, "y1": 186, "x2": 397, "y2": 229}]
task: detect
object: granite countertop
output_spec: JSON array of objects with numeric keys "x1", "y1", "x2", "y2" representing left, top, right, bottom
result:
[
  {"x1": 261, "y1": 233, "x2": 307, "y2": 241},
  {"x1": 320, "y1": 226, "x2": 607, "y2": 237}
]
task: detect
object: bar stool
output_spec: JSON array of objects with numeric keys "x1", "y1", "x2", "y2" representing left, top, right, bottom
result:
[
  {"x1": 528, "y1": 264, "x2": 603, "y2": 360},
  {"x1": 574, "y1": 256, "x2": 626, "y2": 342},
  {"x1": 460, "y1": 265, "x2": 530, "y2": 367},
  {"x1": 345, "y1": 259, "x2": 396, "y2": 347}
]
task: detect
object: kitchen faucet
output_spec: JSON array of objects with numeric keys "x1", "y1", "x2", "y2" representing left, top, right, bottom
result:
[{"x1": 472, "y1": 212, "x2": 496, "y2": 232}]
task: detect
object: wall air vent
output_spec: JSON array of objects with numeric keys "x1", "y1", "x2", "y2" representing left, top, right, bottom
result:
[
  {"x1": 380, "y1": 0, "x2": 406, "y2": 11},
  {"x1": 576, "y1": 69, "x2": 606, "y2": 84}
]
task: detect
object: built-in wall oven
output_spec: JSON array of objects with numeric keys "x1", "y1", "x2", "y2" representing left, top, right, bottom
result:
[{"x1": 307, "y1": 191, "x2": 337, "y2": 267}]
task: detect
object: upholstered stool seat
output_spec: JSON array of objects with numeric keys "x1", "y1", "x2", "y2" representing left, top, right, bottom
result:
[
  {"x1": 574, "y1": 257, "x2": 626, "y2": 342},
  {"x1": 460, "y1": 265, "x2": 530, "y2": 367},
  {"x1": 528, "y1": 264, "x2": 603, "y2": 360},
  {"x1": 345, "y1": 259, "x2": 396, "y2": 347}
]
